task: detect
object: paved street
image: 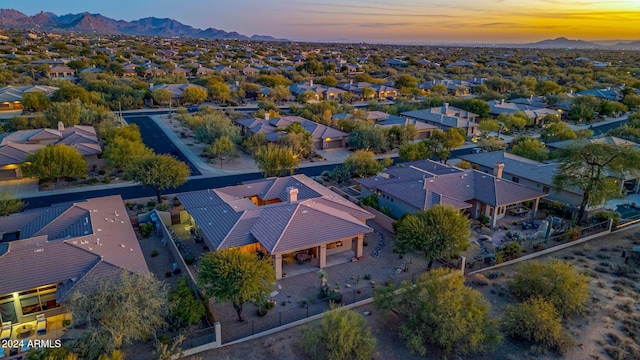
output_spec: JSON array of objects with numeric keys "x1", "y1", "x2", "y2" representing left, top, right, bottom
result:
[{"x1": 124, "y1": 115, "x2": 201, "y2": 176}]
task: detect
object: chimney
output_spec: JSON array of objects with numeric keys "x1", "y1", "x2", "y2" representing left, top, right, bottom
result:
[
  {"x1": 309, "y1": 79, "x2": 313, "y2": 87},
  {"x1": 500, "y1": 99, "x2": 505, "y2": 105},
  {"x1": 493, "y1": 162, "x2": 504, "y2": 179},
  {"x1": 57, "y1": 121, "x2": 65, "y2": 131},
  {"x1": 287, "y1": 187, "x2": 299, "y2": 203},
  {"x1": 264, "y1": 113, "x2": 270, "y2": 121},
  {"x1": 529, "y1": 94, "x2": 533, "y2": 100},
  {"x1": 443, "y1": 102, "x2": 449, "y2": 114},
  {"x1": 149, "y1": 82, "x2": 154, "y2": 90},
  {"x1": 349, "y1": 80, "x2": 353, "y2": 85}
]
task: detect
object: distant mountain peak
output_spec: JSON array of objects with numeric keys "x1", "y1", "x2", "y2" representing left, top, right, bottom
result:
[{"x1": 0, "y1": 8, "x2": 288, "y2": 41}]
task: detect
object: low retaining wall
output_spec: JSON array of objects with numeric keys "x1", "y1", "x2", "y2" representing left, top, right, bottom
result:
[{"x1": 468, "y1": 219, "x2": 613, "y2": 275}]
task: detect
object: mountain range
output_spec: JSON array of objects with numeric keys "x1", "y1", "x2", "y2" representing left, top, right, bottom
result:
[
  {"x1": 0, "y1": 10, "x2": 638, "y2": 49},
  {"x1": 0, "y1": 9, "x2": 288, "y2": 41}
]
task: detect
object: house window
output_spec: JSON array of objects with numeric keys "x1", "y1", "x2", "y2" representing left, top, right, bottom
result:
[
  {"x1": 543, "y1": 186, "x2": 550, "y2": 193},
  {"x1": 512, "y1": 176, "x2": 520, "y2": 183},
  {"x1": 327, "y1": 240, "x2": 343, "y2": 249},
  {"x1": 18, "y1": 285, "x2": 60, "y2": 315}
]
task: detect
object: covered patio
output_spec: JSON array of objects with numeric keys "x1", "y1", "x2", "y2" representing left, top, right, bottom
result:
[{"x1": 1, "y1": 312, "x2": 71, "y2": 359}]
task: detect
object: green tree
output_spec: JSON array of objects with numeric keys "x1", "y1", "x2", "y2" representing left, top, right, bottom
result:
[
  {"x1": 344, "y1": 150, "x2": 389, "y2": 178},
  {"x1": 541, "y1": 121, "x2": 577, "y2": 142},
  {"x1": 315, "y1": 76, "x2": 338, "y2": 87},
  {"x1": 207, "y1": 81, "x2": 231, "y2": 103},
  {"x1": 608, "y1": 125, "x2": 640, "y2": 142},
  {"x1": 269, "y1": 84, "x2": 291, "y2": 104},
  {"x1": 151, "y1": 89, "x2": 172, "y2": 107},
  {"x1": 208, "y1": 135, "x2": 237, "y2": 159},
  {"x1": 169, "y1": 277, "x2": 205, "y2": 325},
  {"x1": 300, "y1": 307, "x2": 377, "y2": 360},
  {"x1": 278, "y1": 132, "x2": 313, "y2": 159},
  {"x1": 25, "y1": 144, "x2": 87, "y2": 181},
  {"x1": 348, "y1": 127, "x2": 389, "y2": 153},
  {"x1": 361, "y1": 87, "x2": 375, "y2": 99},
  {"x1": 194, "y1": 111, "x2": 241, "y2": 144},
  {"x1": 51, "y1": 83, "x2": 91, "y2": 104},
  {"x1": 599, "y1": 99, "x2": 627, "y2": 116},
  {"x1": 182, "y1": 86, "x2": 208, "y2": 104},
  {"x1": 254, "y1": 144, "x2": 300, "y2": 177},
  {"x1": 508, "y1": 260, "x2": 590, "y2": 318},
  {"x1": 569, "y1": 95, "x2": 600, "y2": 122},
  {"x1": 102, "y1": 136, "x2": 153, "y2": 169},
  {"x1": 338, "y1": 92, "x2": 353, "y2": 104},
  {"x1": 67, "y1": 271, "x2": 168, "y2": 351},
  {"x1": 22, "y1": 92, "x2": 51, "y2": 112},
  {"x1": 198, "y1": 249, "x2": 275, "y2": 322},
  {"x1": 395, "y1": 205, "x2": 471, "y2": 269},
  {"x1": 535, "y1": 80, "x2": 563, "y2": 95},
  {"x1": 510, "y1": 137, "x2": 549, "y2": 161},
  {"x1": 126, "y1": 154, "x2": 190, "y2": 203},
  {"x1": 399, "y1": 141, "x2": 430, "y2": 161},
  {"x1": 242, "y1": 132, "x2": 268, "y2": 154},
  {"x1": 425, "y1": 128, "x2": 464, "y2": 164},
  {"x1": 502, "y1": 297, "x2": 573, "y2": 355},
  {"x1": 478, "y1": 137, "x2": 506, "y2": 152},
  {"x1": 45, "y1": 102, "x2": 81, "y2": 127},
  {"x1": 0, "y1": 191, "x2": 24, "y2": 216},
  {"x1": 478, "y1": 119, "x2": 501, "y2": 134},
  {"x1": 395, "y1": 74, "x2": 418, "y2": 89},
  {"x1": 553, "y1": 142, "x2": 640, "y2": 222},
  {"x1": 374, "y1": 268, "x2": 500, "y2": 356}
]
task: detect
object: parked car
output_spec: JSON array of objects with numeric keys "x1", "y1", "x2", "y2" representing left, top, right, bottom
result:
[{"x1": 187, "y1": 105, "x2": 200, "y2": 112}]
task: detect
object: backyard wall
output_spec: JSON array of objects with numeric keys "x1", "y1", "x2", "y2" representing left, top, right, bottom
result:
[{"x1": 362, "y1": 205, "x2": 396, "y2": 234}]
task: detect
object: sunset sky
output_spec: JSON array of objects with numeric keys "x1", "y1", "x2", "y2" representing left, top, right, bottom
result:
[{"x1": 6, "y1": 0, "x2": 640, "y2": 43}]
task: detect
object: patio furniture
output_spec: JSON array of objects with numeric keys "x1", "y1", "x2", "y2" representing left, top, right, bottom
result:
[
  {"x1": 0, "y1": 346, "x2": 5, "y2": 358},
  {"x1": 36, "y1": 314, "x2": 46, "y2": 335},
  {"x1": 0, "y1": 321, "x2": 10, "y2": 341},
  {"x1": 16, "y1": 324, "x2": 32, "y2": 338},
  {"x1": 20, "y1": 340, "x2": 31, "y2": 353}
]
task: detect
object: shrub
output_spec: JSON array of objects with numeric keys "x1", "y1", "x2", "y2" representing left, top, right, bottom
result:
[
  {"x1": 165, "y1": 271, "x2": 172, "y2": 278},
  {"x1": 502, "y1": 297, "x2": 574, "y2": 355},
  {"x1": 139, "y1": 223, "x2": 154, "y2": 238},
  {"x1": 150, "y1": 249, "x2": 159, "y2": 257},
  {"x1": 300, "y1": 307, "x2": 376, "y2": 360},
  {"x1": 147, "y1": 201, "x2": 156, "y2": 207},
  {"x1": 156, "y1": 203, "x2": 169, "y2": 211},
  {"x1": 508, "y1": 260, "x2": 590, "y2": 318},
  {"x1": 592, "y1": 211, "x2": 620, "y2": 229},
  {"x1": 477, "y1": 214, "x2": 490, "y2": 226},
  {"x1": 169, "y1": 277, "x2": 205, "y2": 325},
  {"x1": 499, "y1": 241, "x2": 522, "y2": 261},
  {"x1": 361, "y1": 194, "x2": 380, "y2": 209},
  {"x1": 184, "y1": 254, "x2": 195, "y2": 265}
]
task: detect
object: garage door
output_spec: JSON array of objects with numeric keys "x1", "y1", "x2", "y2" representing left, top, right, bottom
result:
[
  {"x1": 0, "y1": 169, "x2": 17, "y2": 180},
  {"x1": 324, "y1": 140, "x2": 343, "y2": 149}
]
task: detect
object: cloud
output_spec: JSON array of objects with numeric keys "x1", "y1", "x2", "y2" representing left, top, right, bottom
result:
[{"x1": 358, "y1": 22, "x2": 412, "y2": 28}]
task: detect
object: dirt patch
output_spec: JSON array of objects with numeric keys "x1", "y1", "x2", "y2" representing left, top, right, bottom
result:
[{"x1": 187, "y1": 228, "x2": 640, "y2": 360}]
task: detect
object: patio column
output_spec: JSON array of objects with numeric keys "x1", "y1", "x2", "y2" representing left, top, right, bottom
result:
[
  {"x1": 490, "y1": 207, "x2": 498, "y2": 228},
  {"x1": 15, "y1": 166, "x2": 23, "y2": 179},
  {"x1": 274, "y1": 253, "x2": 283, "y2": 280},
  {"x1": 352, "y1": 235, "x2": 363, "y2": 258},
  {"x1": 319, "y1": 244, "x2": 327, "y2": 268},
  {"x1": 532, "y1": 198, "x2": 540, "y2": 217}
]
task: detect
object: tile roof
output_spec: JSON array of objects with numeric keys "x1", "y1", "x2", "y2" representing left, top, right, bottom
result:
[
  {"x1": 546, "y1": 136, "x2": 639, "y2": 150},
  {"x1": 236, "y1": 116, "x2": 348, "y2": 142},
  {"x1": 402, "y1": 107, "x2": 479, "y2": 129},
  {"x1": 179, "y1": 174, "x2": 373, "y2": 254},
  {"x1": 358, "y1": 159, "x2": 546, "y2": 211},
  {"x1": 0, "y1": 240, "x2": 100, "y2": 295},
  {"x1": 0, "y1": 85, "x2": 58, "y2": 103},
  {"x1": 0, "y1": 195, "x2": 148, "y2": 296},
  {"x1": 457, "y1": 151, "x2": 558, "y2": 187}
]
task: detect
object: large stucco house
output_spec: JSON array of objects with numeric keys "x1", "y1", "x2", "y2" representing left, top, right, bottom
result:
[
  {"x1": 357, "y1": 160, "x2": 547, "y2": 228},
  {"x1": 0, "y1": 196, "x2": 148, "y2": 335},
  {"x1": 177, "y1": 175, "x2": 374, "y2": 279}
]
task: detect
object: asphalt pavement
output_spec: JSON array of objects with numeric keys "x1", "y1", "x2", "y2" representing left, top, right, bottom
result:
[{"x1": 124, "y1": 115, "x2": 201, "y2": 176}]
